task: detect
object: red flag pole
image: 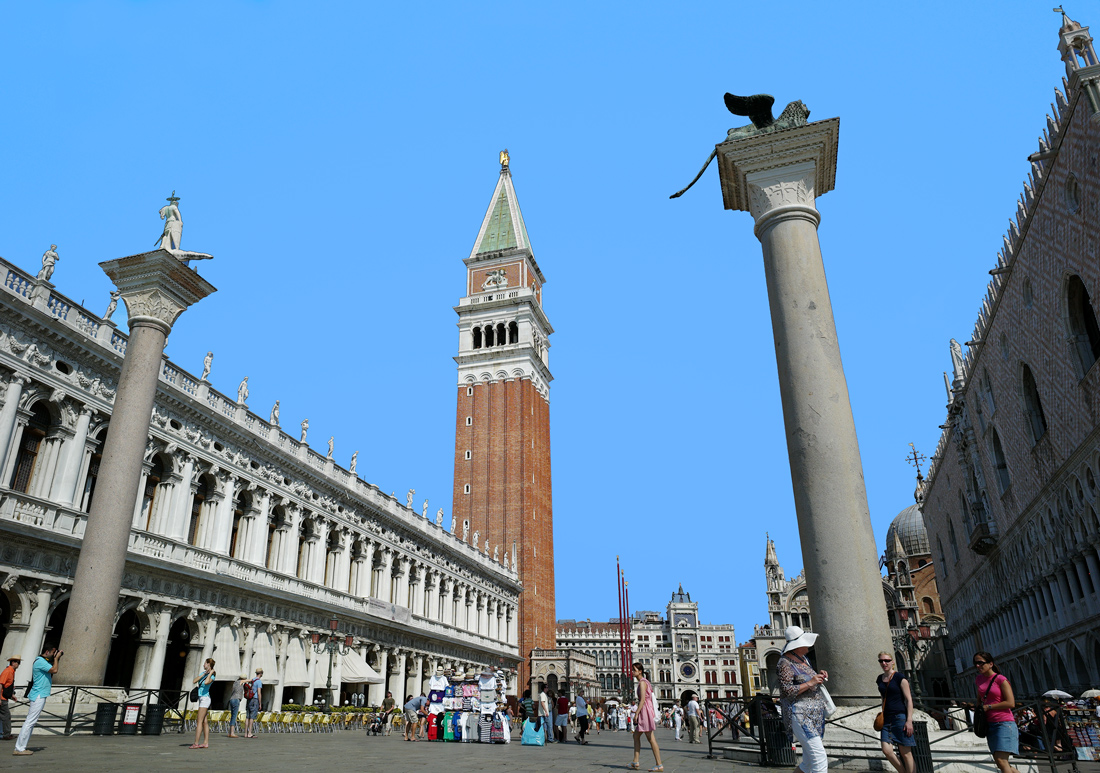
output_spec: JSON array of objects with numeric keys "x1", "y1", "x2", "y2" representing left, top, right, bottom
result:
[
  {"x1": 625, "y1": 580, "x2": 633, "y2": 690},
  {"x1": 617, "y1": 557, "x2": 626, "y2": 697}
]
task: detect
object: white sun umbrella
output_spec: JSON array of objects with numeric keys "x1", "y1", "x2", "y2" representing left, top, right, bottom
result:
[
  {"x1": 1080, "y1": 689, "x2": 1100, "y2": 699},
  {"x1": 1043, "y1": 689, "x2": 1073, "y2": 699}
]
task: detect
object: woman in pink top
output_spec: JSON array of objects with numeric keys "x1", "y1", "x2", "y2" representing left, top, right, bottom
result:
[
  {"x1": 628, "y1": 662, "x2": 663, "y2": 772},
  {"x1": 973, "y1": 651, "x2": 1020, "y2": 773}
]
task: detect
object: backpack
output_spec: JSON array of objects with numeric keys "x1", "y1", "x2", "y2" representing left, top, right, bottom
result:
[{"x1": 244, "y1": 680, "x2": 255, "y2": 701}]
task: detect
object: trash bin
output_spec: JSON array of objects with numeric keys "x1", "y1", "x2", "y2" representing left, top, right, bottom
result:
[
  {"x1": 142, "y1": 704, "x2": 168, "y2": 735},
  {"x1": 912, "y1": 721, "x2": 933, "y2": 773},
  {"x1": 117, "y1": 702, "x2": 143, "y2": 735},
  {"x1": 761, "y1": 715, "x2": 796, "y2": 767},
  {"x1": 93, "y1": 703, "x2": 118, "y2": 736}
]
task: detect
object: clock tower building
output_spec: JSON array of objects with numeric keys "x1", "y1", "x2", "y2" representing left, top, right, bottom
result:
[{"x1": 452, "y1": 153, "x2": 555, "y2": 686}]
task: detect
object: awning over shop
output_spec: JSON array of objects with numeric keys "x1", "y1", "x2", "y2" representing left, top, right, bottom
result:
[
  {"x1": 212, "y1": 624, "x2": 241, "y2": 680},
  {"x1": 283, "y1": 636, "x2": 311, "y2": 686},
  {"x1": 251, "y1": 630, "x2": 279, "y2": 685},
  {"x1": 339, "y1": 648, "x2": 384, "y2": 684}
]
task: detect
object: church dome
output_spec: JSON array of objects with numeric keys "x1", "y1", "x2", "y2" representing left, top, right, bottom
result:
[{"x1": 885, "y1": 503, "x2": 930, "y2": 559}]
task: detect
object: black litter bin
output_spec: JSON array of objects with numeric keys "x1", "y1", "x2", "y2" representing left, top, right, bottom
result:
[
  {"x1": 761, "y1": 715, "x2": 796, "y2": 766},
  {"x1": 93, "y1": 703, "x2": 118, "y2": 736},
  {"x1": 142, "y1": 704, "x2": 168, "y2": 735},
  {"x1": 912, "y1": 721, "x2": 933, "y2": 773},
  {"x1": 117, "y1": 703, "x2": 143, "y2": 735}
]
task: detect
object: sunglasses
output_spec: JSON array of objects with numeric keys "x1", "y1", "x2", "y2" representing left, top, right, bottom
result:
[
  {"x1": 878, "y1": 659, "x2": 892, "y2": 663},
  {"x1": 973, "y1": 661, "x2": 989, "y2": 666}
]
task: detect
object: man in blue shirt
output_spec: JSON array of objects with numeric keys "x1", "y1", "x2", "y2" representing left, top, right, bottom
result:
[
  {"x1": 403, "y1": 694, "x2": 427, "y2": 741},
  {"x1": 13, "y1": 645, "x2": 62, "y2": 755},
  {"x1": 574, "y1": 691, "x2": 590, "y2": 744},
  {"x1": 245, "y1": 668, "x2": 263, "y2": 738}
]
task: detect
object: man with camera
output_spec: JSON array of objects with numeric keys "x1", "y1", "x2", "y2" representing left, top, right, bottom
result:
[{"x1": 13, "y1": 645, "x2": 62, "y2": 755}]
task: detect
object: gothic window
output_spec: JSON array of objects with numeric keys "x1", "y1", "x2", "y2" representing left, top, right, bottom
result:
[
  {"x1": 9, "y1": 403, "x2": 51, "y2": 494},
  {"x1": 508, "y1": 321, "x2": 518, "y2": 344},
  {"x1": 496, "y1": 323, "x2": 506, "y2": 345},
  {"x1": 947, "y1": 519, "x2": 960, "y2": 563},
  {"x1": 982, "y1": 369, "x2": 996, "y2": 414},
  {"x1": 989, "y1": 428, "x2": 1011, "y2": 494},
  {"x1": 80, "y1": 424, "x2": 108, "y2": 512},
  {"x1": 1066, "y1": 275, "x2": 1100, "y2": 374},
  {"x1": 922, "y1": 597, "x2": 935, "y2": 614},
  {"x1": 472, "y1": 327, "x2": 482, "y2": 349},
  {"x1": 140, "y1": 456, "x2": 165, "y2": 531},
  {"x1": 1020, "y1": 362, "x2": 1048, "y2": 443},
  {"x1": 936, "y1": 538, "x2": 947, "y2": 575},
  {"x1": 958, "y1": 491, "x2": 972, "y2": 538},
  {"x1": 485, "y1": 325, "x2": 494, "y2": 347},
  {"x1": 188, "y1": 475, "x2": 212, "y2": 546}
]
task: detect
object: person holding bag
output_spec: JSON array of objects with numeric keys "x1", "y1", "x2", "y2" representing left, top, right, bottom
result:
[
  {"x1": 628, "y1": 662, "x2": 663, "y2": 772},
  {"x1": 973, "y1": 652, "x2": 1020, "y2": 773},
  {"x1": 875, "y1": 652, "x2": 914, "y2": 773},
  {"x1": 190, "y1": 658, "x2": 216, "y2": 750},
  {"x1": 777, "y1": 626, "x2": 829, "y2": 773}
]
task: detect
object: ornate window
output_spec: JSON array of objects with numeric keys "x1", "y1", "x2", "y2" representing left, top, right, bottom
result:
[
  {"x1": 9, "y1": 403, "x2": 50, "y2": 494},
  {"x1": 1020, "y1": 362, "x2": 1048, "y2": 443},
  {"x1": 508, "y1": 321, "x2": 519, "y2": 344},
  {"x1": 947, "y1": 519, "x2": 960, "y2": 563},
  {"x1": 989, "y1": 427, "x2": 1011, "y2": 494},
  {"x1": 1066, "y1": 275, "x2": 1100, "y2": 374},
  {"x1": 80, "y1": 424, "x2": 108, "y2": 512},
  {"x1": 472, "y1": 327, "x2": 482, "y2": 349},
  {"x1": 141, "y1": 455, "x2": 166, "y2": 531}
]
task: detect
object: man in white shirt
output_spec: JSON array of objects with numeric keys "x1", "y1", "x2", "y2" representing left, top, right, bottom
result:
[
  {"x1": 686, "y1": 694, "x2": 702, "y2": 743},
  {"x1": 673, "y1": 700, "x2": 684, "y2": 741},
  {"x1": 539, "y1": 687, "x2": 553, "y2": 744},
  {"x1": 574, "y1": 692, "x2": 589, "y2": 744}
]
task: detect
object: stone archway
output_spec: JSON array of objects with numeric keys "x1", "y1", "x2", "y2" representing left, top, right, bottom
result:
[
  {"x1": 159, "y1": 616, "x2": 196, "y2": 700},
  {"x1": 103, "y1": 609, "x2": 144, "y2": 689}
]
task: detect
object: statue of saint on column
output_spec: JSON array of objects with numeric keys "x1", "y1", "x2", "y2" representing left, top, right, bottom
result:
[
  {"x1": 155, "y1": 192, "x2": 183, "y2": 251},
  {"x1": 201, "y1": 352, "x2": 213, "y2": 381},
  {"x1": 103, "y1": 290, "x2": 121, "y2": 321},
  {"x1": 237, "y1": 376, "x2": 249, "y2": 404},
  {"x1": 270, "y1": 400, "x2": 280, "y2": 426}
]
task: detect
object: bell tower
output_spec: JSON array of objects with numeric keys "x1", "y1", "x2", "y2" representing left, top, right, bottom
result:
[{"x1": 452, "y1": 151, "x2": 555, "y2": 686}]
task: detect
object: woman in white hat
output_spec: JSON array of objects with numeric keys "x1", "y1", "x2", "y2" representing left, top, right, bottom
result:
[{"x1": 777, "y1": 626, "x2": 829, "y2": 773}]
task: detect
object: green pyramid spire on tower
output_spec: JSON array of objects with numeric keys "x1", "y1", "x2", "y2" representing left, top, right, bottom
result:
[{"x1": 469, "y1": 153, "x2": 533, "y2": 258}]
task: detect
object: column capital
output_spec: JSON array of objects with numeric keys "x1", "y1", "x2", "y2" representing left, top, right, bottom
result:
[
  {"x1": 99, "y1": 249, "x2": 217, "y2": 335},
  {"x1": 715, "y1": 117, "x2": 839, "y2": 223}
]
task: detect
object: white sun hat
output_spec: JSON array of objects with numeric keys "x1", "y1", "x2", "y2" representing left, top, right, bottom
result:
[{"x1": 781, "y1": 625, "x2": 819, "y2": 654}]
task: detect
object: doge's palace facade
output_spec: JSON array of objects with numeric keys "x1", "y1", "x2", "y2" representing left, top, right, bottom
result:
[{"x1": 0, "y1": 250, "x2": 520, "y2": 708}]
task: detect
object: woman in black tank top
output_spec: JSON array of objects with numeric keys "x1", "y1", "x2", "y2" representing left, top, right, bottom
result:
[{"x1": 876, "y1": 652, "x2": 915, "y2": 773}]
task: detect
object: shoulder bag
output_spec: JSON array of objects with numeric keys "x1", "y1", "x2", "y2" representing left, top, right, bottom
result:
[{"x1": 973, "y1": 675, "x2": 1001, "y2": 738}]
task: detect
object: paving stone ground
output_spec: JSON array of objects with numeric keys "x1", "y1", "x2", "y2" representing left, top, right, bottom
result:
[
  {"x1": 6, "y1": 724, "x2": 1097, "y2": 772},
  {"x1": 3, "y1": 725, "x2": 737, "y2": 773}
]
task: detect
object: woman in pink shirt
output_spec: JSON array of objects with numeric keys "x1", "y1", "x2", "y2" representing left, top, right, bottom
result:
[{"x1": 973, "y1": 651, "x2": 1020, "y2": 773}]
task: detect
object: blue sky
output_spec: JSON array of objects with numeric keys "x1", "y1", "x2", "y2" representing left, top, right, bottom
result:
[{"x1": 0, "y1": 2, "x2": 1070, "y2": 638}]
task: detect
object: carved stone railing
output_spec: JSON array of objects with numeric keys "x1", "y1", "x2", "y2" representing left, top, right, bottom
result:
[
  {"x1": 0, "y1": 488, "x2": 517, "y2": 655},
  {"x1": 458, "y1": 286, "x2": 536, "y2": 307}
]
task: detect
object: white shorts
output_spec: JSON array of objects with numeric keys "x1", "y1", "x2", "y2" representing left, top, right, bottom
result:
[{"x1": 198, "y1": 696, "x2": 212, "y2": 709}]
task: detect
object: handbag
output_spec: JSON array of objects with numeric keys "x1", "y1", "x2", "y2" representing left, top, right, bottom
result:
[
  {"x1": 819, "y1": 685, "x2": 838, "y2": 718},
  {"x1": 189, "y1": 687, "x2": 199, "y2": 702},
  {"x1": 973, "y1": 675, "x2": 1000, "y2": 738},
  {"x1": 873, "y1": 712, "x2": 884, "y2": 732}
]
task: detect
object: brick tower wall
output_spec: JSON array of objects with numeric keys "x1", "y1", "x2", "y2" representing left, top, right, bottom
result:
[{"x1": 452, "y1": 378, "x2": 554, "y2": 688}]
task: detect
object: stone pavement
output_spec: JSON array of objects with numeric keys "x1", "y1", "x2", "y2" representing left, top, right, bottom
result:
[{"x1": 4, "y1": 726, "x2": 732, "y2": 773}]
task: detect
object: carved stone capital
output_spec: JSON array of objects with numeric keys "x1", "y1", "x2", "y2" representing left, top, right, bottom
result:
[
  {"x1": 99, "y1": 249, "x2": 217, "y2": 335},
  {"x1": 716, "y1": 117, "x2": 839, "y2": 223}
]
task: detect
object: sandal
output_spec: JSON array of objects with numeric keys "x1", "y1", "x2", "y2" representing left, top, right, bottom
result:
[
  {"x1": 189, "y1": 744, "x2": 202, "y2": 749},
  {"x1": 629, "y1": 764, "x2": 640, "y2": 770},
  {"x1": 649, "y1": 767, "x2": 664, "y2": 772}
]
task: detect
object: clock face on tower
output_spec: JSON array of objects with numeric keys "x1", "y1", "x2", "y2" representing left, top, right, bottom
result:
[{"x1": 680, "y1": 662, "x2": 697, "y2": 679}]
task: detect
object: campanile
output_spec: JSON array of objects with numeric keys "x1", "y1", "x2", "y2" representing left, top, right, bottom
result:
[{"x1": 452, "y1": 151, "x2": 554, "y2": 686}]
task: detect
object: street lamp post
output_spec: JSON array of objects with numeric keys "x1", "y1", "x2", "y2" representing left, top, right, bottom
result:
[
  {"x1": 311, "y1": 617, "x2": 354, "y2": 713},
  {"x1": 892, "y1": 611, "x2": 933, "y2": 701}
]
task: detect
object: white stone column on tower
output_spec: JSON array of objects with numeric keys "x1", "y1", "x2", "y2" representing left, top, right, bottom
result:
[
  {"x1": 712, "y1": 111, "x2": 891, "y2": 700},
  {"x1": 12, "y1": 583, "x2": 57, "y2": 686},
  {"x1": 59, "y1": 248, "x2": 215, "y2": 685},
  {"x1": 141, "y1": 606, "x2": 174, "y2": 698},
  {"x1": 280, "y1": 506, "x2": 302, "y2": 575},
  {"x1": 162, "y1": 454, "x2": 194, "y2": 540},
  {"x1": 53, "y1": 406, "x2": 94, "y2": 506},
  {"x1": 0, "y1": 375, "x2": 29, "y2": 473},
  {"x1": 368, "y1": 647, "x2": 388, "y2": 706},
  {"x1": 380, "y1": 549, "x2": 394, "y2": 603},
  {"x1": 406, "y1": 654, "x2": 423, "y2": 698}
]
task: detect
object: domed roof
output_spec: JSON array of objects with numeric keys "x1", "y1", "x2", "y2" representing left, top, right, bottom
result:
[{"x1": 885, "y1": 503, "x2": 930, "y2": 559}]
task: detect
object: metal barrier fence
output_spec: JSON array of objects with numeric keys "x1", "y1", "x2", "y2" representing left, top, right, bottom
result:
[
  {"x1": 706, "y1": 693, "x2": 1083, "y2": 772},
  {"x1": 5, "y1": 686, "x2": 187, "y2": 736}
]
